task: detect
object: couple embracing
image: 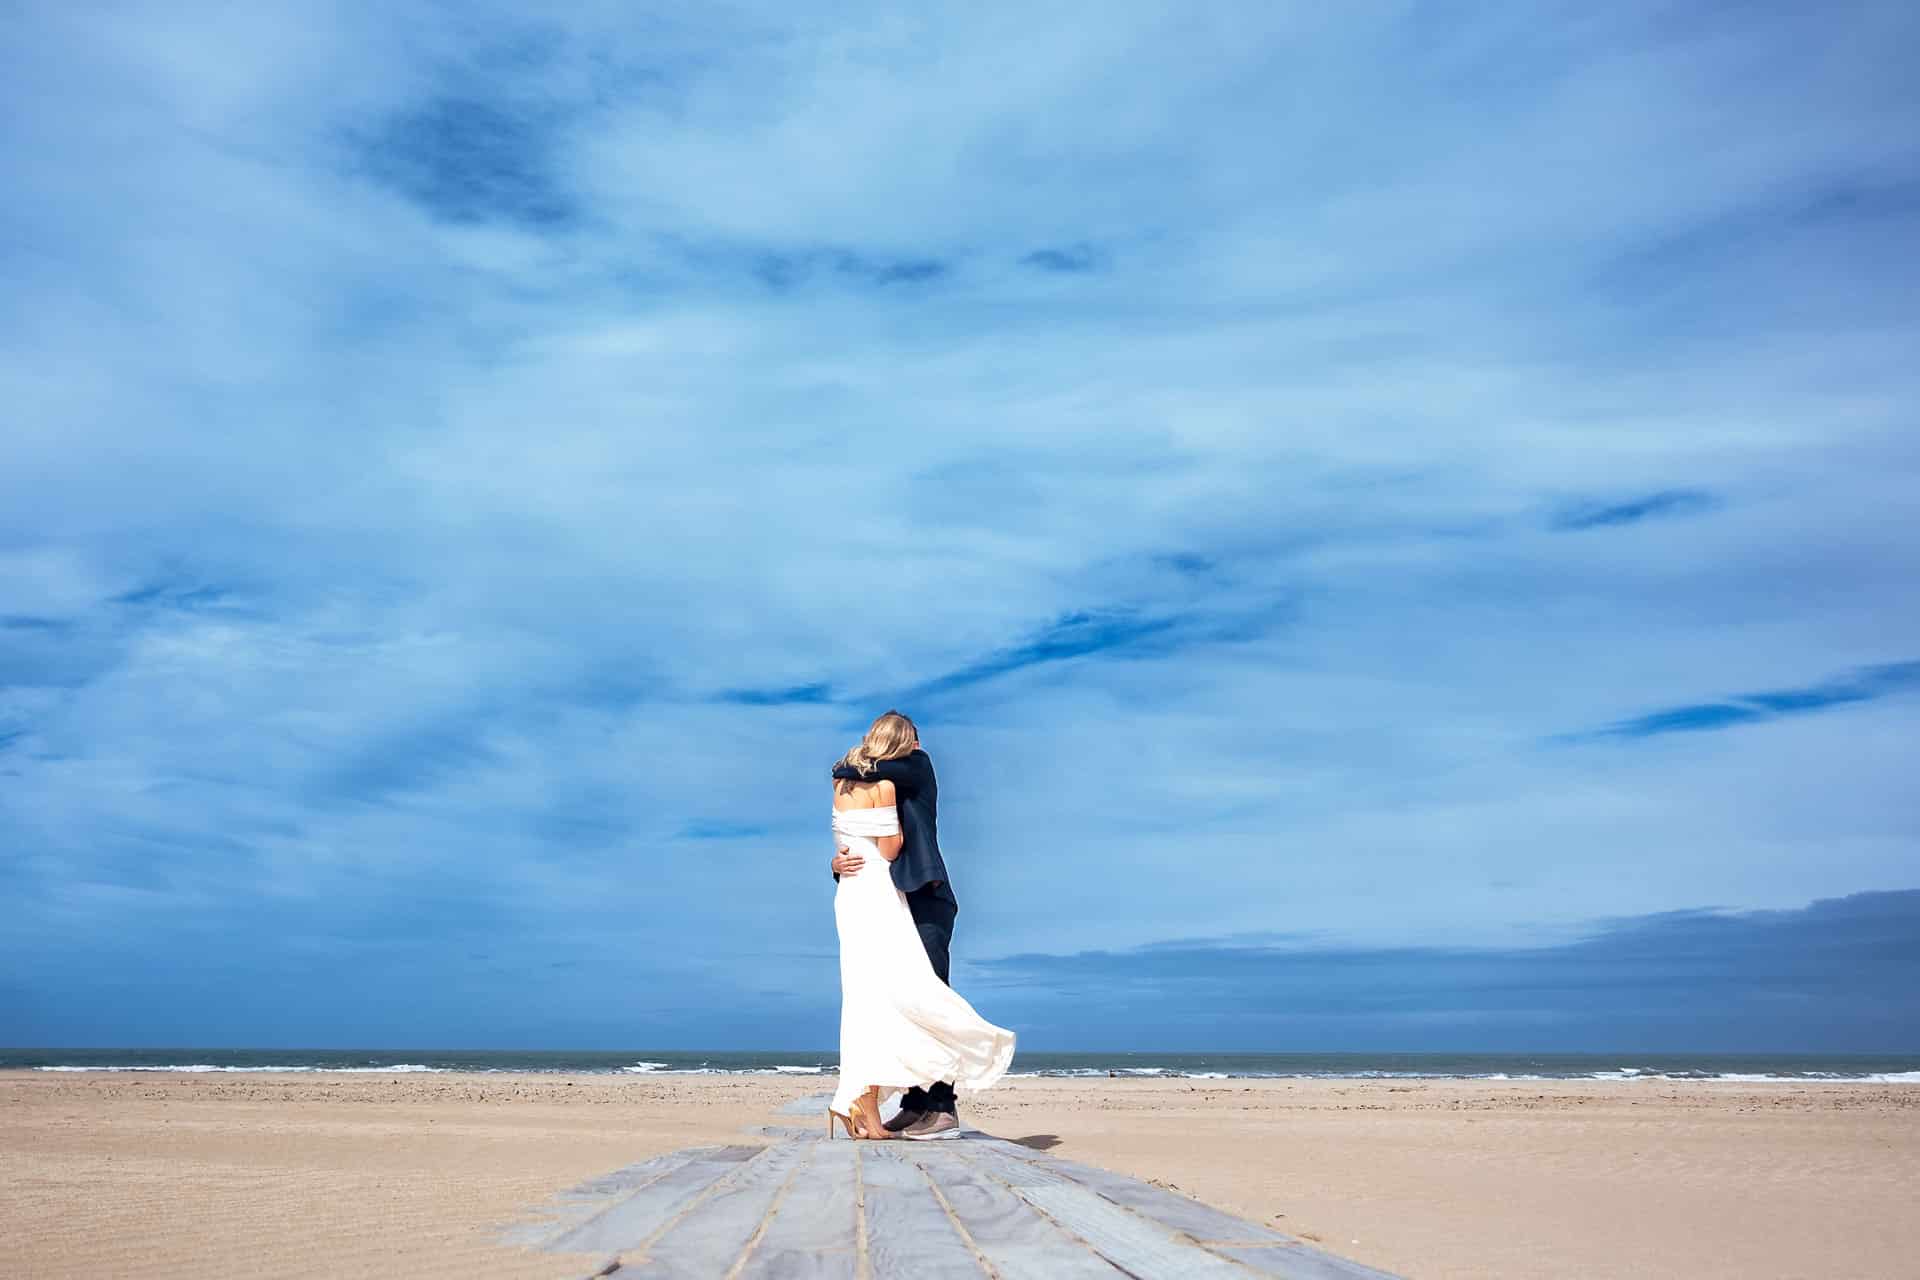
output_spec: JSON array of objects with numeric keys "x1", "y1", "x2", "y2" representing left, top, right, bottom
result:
[{"x1": 825, "y1": 711, "x2": 1015, "y2": 1139}]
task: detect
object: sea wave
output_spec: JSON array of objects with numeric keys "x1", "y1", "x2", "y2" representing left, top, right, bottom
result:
[
  {"x1": 1003, "y1": 1067, "x2": 1920, "y2": 1082},
  {"x1": 33, "y1": 1063, "x2": 446, "y2": 1074},
  {"x1": 22, "y1": 1061, "x2": 1920, "y2": 1082}
]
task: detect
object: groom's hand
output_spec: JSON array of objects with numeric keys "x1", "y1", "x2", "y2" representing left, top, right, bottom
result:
[{"x1": 831, "y1": 844, "x2": 864, "y2": 876}]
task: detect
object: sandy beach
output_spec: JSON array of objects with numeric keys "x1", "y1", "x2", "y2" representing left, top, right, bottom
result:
[{"x1": 2, "y1": 1071, "x2": 1914, "y2": 1279}]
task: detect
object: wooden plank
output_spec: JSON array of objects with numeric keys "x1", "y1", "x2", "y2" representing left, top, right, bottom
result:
[
  {"x1": 954, "y1": 1142, "x2": 1253, "y2": 1278},
  {"x1": 499, "y1": 1150, "x2": 707, "y2": 1247},
  {"x1": 951, "y1": 1140, "x2": 1080, "y2": 1192},
  {"x1": 559, "y1": 1149, "x2": 708, "y2": 1200},
  {"x1": 859, "y1": 1145, "x2": 986, "y2": 1279},
  {"x1": 545, "y1": 1145, "x2": 763, "y2": 1254},
  {"x1": 616, "y1": 1142, "x2": 810, "y2": 1278},
  {"x1": 735, "y1": 1139, "x2": 860, "y2": 1280},
  {"x1": 1212, "y1": 1244, "x2": 1405, "y2": 1280},
  {"x1": 1038, "y1": 1155, "x2": 1287, "y2": 1244},
  {"x1": 962, "y1": 1140, "x2": 1404, "y2": 1276},
  {"x1": 1011, "y1": 1182, "x2": 1255, "y2": 1279},
  {"x1": 901, "y1": 1147, "x2": 1125, "y2": 1280}
]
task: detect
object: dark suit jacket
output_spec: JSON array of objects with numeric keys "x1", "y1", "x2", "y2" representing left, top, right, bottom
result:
[{"x1": 831, "y1": 749, "x2": 954, "y2": 901}]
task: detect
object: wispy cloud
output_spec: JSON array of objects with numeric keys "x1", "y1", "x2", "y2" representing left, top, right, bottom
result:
[
  {"x1": 308, "y1": 713, "x2": 508, "y2": 806},
  {"x1": 1156, "y1": 553, "x2": 1215, "y2": 577},
  {"x1": 713, "y1": 586, "x2": 1294, "y2": 715},
  {"x1": 910, "y1": 609, "x2": 1181, "y2": 697},
  {"x1": 1594, "y1": 174, "x2": 1920, "y2": 294},
  {"x1": 751, "y1": 249, "x2": 950, "y2": 291},
  {"x1": 677, "y1": 820, "x2": 771, "y2": 840},
  {"x1": 898, "y1": 597, "x2": 1294, "y2": 707},
  {"x1": 108, "y1": 582, "x2": 241, "y2": 612},
  {"x1": 1019, "y1": 243, "x2": 1105, "y2": 273},
  {"x1": 1569, "y1": 661, "x2": 1920, "y2": 742},
  {"x1": 354, "y1": 96, "x2": 577, "y2": 228},
  {"x1": 714, "y1": 682, "x2": 835, "y2": 707},
  {"x1": 1550, "y1": 489, "x2": 1719, "y2": 531}
]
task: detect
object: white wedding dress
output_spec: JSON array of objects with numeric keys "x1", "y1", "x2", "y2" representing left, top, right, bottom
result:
[{"x1": 830, "y1": 804, "x2": 1016, "y2": 1118}]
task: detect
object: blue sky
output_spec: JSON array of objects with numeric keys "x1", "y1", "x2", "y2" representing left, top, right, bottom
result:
[{"x1": 3, "y1": 2, "x2": 1917, "y2": 1051}]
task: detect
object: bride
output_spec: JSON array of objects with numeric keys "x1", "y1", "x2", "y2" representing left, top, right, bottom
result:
[{"x1": 828, "y1": 714, "x2": 1015, "y2": 1139}]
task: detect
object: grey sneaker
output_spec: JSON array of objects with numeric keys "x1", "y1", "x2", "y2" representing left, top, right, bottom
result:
[
  {"x1": 902, "y1": 1111, "x2": 961, "y2": 1140},
  {"x1": 883, "y1": 1106, "x2": 925, "y2": 1134}
]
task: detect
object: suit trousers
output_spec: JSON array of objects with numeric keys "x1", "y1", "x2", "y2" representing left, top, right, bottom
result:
[{"x1": 899, "y1": 881, "x2": 958, "y2": 1114}]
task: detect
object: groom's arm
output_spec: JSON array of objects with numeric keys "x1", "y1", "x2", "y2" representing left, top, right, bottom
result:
[
  {"x1": 832, "y1": 841, "x2": 859, "y2": 881},
  {"x1": 829, "y1": 749, "x2": 933, "y2": 796}
]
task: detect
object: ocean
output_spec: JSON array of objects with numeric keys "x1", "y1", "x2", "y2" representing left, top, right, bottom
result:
[{"x1": 7, "y1": 1048, "x2": 1918, "y2": 1082}]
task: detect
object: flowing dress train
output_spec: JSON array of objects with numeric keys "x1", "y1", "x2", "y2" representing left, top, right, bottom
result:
[{"x1": 830, "y1": 804, "x2": 1015, "y2": 1117}]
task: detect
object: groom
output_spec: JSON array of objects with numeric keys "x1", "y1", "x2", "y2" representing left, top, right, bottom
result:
[{"x1": 829, "y1": 716, "x2": 961, "y2": 1139}]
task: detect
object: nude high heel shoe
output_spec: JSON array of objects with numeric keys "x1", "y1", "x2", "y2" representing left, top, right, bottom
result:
[
  {"x1": 852, "y1": 1089, "x2": 893, "y2": 1140},
  {"x1": 826, "y1": 1106, "x2": 857, "y2": 1139}
]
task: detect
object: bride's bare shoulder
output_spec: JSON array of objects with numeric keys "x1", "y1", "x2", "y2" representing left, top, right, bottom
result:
[{"x1": 832, "y1": 777, "x2": 895, "y2": 810}]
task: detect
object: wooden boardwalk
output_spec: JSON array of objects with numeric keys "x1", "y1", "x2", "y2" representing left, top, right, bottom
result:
[{"x1": 502, "y1": 1094, "x2": 1404, "y2": 1278}]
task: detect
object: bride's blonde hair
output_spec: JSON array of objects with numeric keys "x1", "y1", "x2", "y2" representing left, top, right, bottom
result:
[{"x1": 840, "y1": 710, "x2": 918, "y2": 777}]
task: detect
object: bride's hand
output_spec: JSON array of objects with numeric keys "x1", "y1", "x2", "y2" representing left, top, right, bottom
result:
[{"x1": 832, "y1": 844, "x2": 864, "y2": 876}]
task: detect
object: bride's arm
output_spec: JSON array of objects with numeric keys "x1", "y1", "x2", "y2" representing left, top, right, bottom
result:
[
  {"x1": 873, "y1": 780, "x2": 903, "y2": 860},
  {"x1": 831, "y1": 778, "x2": 864, "y2": 879}
]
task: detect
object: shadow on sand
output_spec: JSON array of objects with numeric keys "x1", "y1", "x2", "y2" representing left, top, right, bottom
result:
[{"x1": 1007, "y1": 1133, "x2": 1062, "y2": 1151}]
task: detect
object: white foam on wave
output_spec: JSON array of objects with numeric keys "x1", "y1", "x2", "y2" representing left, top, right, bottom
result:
[
  {"x1": 1707, "y1": 1071, "x2": 1920, "y2": 1085},
  {"x1": 1574, "y1": 1069, "x2": 1920, "y2": 1084},
  {"x1": 1720, "y1": 1072, "x2": 1799, "y2": 1082},
  {"x1": 37, "y1": 1064, "x2": 306, "y2": 1073},
  {"x1": 619, "y1": 1065, "x2": 838, "y2": 1076},
  {"x1": 33, "y1": 1063, "x2": 446, "y2": 1074},
  {"x1": 991, "y1": 1066, "x2": 1920, "y2": 1083}
]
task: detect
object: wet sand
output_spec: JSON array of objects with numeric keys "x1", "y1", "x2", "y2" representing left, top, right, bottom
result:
[{"x1": 2, "y1": 1071, "x2": 1914, "y2": 1278}]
